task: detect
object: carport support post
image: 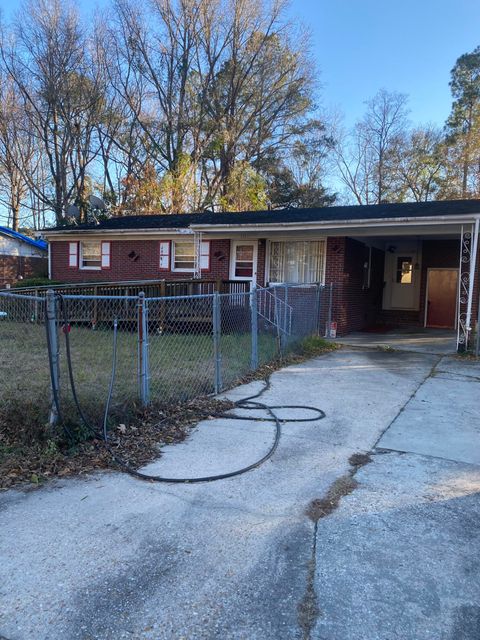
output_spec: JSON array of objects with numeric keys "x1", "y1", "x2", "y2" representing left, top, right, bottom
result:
[
  {"x1": 466, "y1": 219, "x2": 479, "y2": 350},
  {"x1": 46, "y1": 289, "x2": 60, "y2": 427},
  {"x1": 250, "y1": 286, "x2": 258, "y2": 370},
  {"x1": 213, "y1": 292, "x2": 222, "y2": 393},
  {"x1": 137, "y1": 292, "x2": 150, "y2": 406},
  {"x1": 476, "y1": 295, "x2": 480, "y2": 357}
]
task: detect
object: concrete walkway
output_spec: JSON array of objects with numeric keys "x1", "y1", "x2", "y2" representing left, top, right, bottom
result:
[
  {"x1": 335, "y1": 327, "x2": 457, "y2": 355},
  {"x1": 1, "y1": 346, "x2": 479, "y2": 640}
]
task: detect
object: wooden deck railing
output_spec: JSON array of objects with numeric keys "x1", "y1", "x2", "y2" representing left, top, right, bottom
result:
[{"x1": 3, "y1": 278, "x2": 251, "y2": 299}]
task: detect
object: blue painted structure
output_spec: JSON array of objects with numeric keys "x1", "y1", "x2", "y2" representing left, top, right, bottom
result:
[{"x1": 0, "y1": 226, "x2": 47, "y2": 251}]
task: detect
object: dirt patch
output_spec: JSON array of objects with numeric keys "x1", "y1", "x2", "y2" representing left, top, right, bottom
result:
[
  {"x1": 306, "y1": 452, "x2": 372, "y2": 522},
  {"x1": 297, "y1": 535, "x2": 321, "y2": 640},
  {"x1": 306, "y1": 476, "x2": 358, "y2": 522},
  {"x1": 299, "y1": 451, "x2": 373, "y2": 637},
  {"x1": 0, "y1": 397, "x2": 233, "y2": 490},
  {"x1": 349, "y1": 452, "x2": 372, "y2": 468}
]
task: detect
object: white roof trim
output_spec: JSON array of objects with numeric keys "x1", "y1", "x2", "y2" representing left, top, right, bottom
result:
[
  {"x1": 190, "y1": 213, "x2": 480, "y2": 232},
  {"x1": 42, "y1": 212, "x2": 480, "y2": 239}
]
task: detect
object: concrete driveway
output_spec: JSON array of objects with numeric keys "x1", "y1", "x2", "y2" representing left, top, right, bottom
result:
[{"x1": 1, "y1": 345, "x2": 480, "y2": 640}]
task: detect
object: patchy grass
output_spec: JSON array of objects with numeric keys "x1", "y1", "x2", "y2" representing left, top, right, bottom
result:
[
  {"x1": 455, "y1": 350, "x2": 480, "y2": 361},
  {"x1": 297, "y1": 335, "x2": 339, "y2": 357},
  {"x1": 0, "y1": 320, "x2": 277, "y2": 421}
]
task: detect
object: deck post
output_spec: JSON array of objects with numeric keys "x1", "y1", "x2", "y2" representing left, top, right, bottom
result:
[
  {"x1": 137, "y1": 292, "x2": 150, "y2": 405},
  {"x1": 213, "y1": 292, "x2": 222, "y2": 393},
  {"x1": 250, "y1": 286, "x2": 258, "y2": 370},
  {"x1": 46, "y1": 289, "x2": 60, "y2": 426}
]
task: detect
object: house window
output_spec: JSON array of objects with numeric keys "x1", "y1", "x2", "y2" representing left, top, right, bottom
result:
[
  {"x1": 171, "y1": 240, "x2": 210, "y2": 272},
  {"x1": 269, "y1": 240, "x2": 325, "y2": 284},
  {"x1": 173, "y1": 241, "x2": 195, "y2": 271},
  {"x1": 80, "y1": 241, "x2": 102, "y2": 269}
]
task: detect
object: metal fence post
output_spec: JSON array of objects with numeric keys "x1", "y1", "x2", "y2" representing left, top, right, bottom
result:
[
  {"x1": 137, "y1": 291, "x2": 150, "y2": 405},
  {"x1": 325, "y1": 283, "x2": 333, "y2": 337},
  {"x1": 46, "y1": 289, "x2": 60, "y2": 426},
  {"x1": 213, "y1": 292, "x2": 222, "y2": 393},
  {"x1": 315, "y1": 283, "x2": 322, "y2": 335},
  {"x1": 250, "y1": 286, "x2": 258, "y2": 370}
]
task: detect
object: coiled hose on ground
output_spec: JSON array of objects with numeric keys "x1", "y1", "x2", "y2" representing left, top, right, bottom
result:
[{"x1": 45, "y1": 294, "x2": 326, "y2": 484}]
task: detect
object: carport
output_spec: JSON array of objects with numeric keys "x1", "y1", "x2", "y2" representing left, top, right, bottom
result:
[{"x1": 342, "y1": 216, "x2": 480, "y2": 352}]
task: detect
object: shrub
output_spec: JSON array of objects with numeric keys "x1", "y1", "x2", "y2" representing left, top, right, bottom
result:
[
  {"x1": 11, "y1": 278, "x2": 63, "y2": 289},
  {"x1": 299, "y1": 335, "x2": 338, "y2": 356}
]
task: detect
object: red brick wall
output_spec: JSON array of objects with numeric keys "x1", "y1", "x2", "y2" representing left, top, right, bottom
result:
[
  {"x1": 50, "y1": 234, "x2": 480, "y2": 337},
  {"x1": 51, "y1": 239, "x2": 232, "y2": 283},
  {"x1": 324, "y1": 237, "x2": 384, "y2": 334},
  {"x1": 51, "y1": 237, "x2": 272, "y2": 287},
  {"x1": 0, "y1": 255, "x2": 47, "y2": 287},
  {"x1": 257, "y1": 240, "x2": 266, "y2": 286}
]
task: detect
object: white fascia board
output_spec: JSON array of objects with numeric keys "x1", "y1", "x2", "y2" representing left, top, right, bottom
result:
[
  {"x1": 190, "y1": 213, "x2": 480, "y2": 233},
  {"x1": 43, "y1": 228, "x2": 194, "y2": 241}
]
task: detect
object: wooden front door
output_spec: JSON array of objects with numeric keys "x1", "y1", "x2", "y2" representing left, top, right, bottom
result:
[{"x1": 426, "y1": 269, "x2": 458, "y2": 328}]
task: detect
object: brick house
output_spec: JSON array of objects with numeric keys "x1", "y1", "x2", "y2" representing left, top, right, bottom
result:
[
  {"x1": 0, "y1": 226, "x2": 47, "y2": 287},
  {"x1": 42, "y1": 200, "x2": 480, "y2": 345}
]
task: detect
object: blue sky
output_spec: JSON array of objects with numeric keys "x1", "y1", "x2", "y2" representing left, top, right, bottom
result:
[
  {"x1": 1, "y1": 0, "x2": 479, "y2": 128},
  {"x1": 292, "y1": 0, "x2": 480, "y2": 128}
]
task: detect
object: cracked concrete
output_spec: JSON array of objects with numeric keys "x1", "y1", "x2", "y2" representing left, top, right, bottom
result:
[{"x1": 1, "y1": 345, "x2": 479, "y2": 639}]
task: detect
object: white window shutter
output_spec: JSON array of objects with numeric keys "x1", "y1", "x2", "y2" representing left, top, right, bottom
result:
[
  {"x1": 200, "y1": 241, "x2": 210, "y2": 270},
  {"x1": 159, "y1": 241, "x2": 170, "y2": 270},
  {"x1": 101, "y1": 242, "x2": 111, "y2": 268},
  {"x1": 68, "y1": 242, "x2": 78, "y2": 268}
]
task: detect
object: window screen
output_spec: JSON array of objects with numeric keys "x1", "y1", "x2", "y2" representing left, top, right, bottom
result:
[{"x1": 269, "y1": 241, "x2": 325, "y2": 283}]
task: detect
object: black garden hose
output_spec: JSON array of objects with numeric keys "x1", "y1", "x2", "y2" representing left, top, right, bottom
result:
[{"x1": 53, "y1": 293, "x2": 326, "y2": 484}]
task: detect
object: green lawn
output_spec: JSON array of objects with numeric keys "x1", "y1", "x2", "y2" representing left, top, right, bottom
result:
[{"x1": 0, "y1": 319, "x2": 278, "y2": 426}]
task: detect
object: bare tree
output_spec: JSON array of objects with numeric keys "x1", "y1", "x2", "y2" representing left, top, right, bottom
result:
[
  {"x1": 0, "y1": 74, "x2": 30, "y2": 229},
  {"x1": 1, "y1": 0, "x2": 105, "y2": 224},
  {"x1": 335, "y1": 90, "x2": 409, "y2": 204},
  {"x1": 106, "y1": 0, "x2": 315, "y2": 212},
  {"x1": 392, "y1": 125, "x2": 444, "y2": 202}
]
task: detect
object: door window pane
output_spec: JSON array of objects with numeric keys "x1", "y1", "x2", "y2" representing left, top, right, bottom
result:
[
  {"x1": 396, "y1": 257, "x2": 413, "y2": 284},
  {"x1": 235, "y1": 244, "x2": 254, "y2": 277}
]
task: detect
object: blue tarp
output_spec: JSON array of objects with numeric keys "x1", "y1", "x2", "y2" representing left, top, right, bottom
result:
[{"x1": 0, "y1": 226, "x2": 47, "y2": 251}]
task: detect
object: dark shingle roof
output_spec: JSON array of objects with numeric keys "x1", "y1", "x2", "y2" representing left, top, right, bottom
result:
[{"x1": 48, "y1": 199, "x2": 480, "y2": 232}]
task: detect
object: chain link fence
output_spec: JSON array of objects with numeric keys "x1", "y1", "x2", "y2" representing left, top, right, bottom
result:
[{"x1": 0, "y1": 284, "x2": 333, "y2": 427}]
